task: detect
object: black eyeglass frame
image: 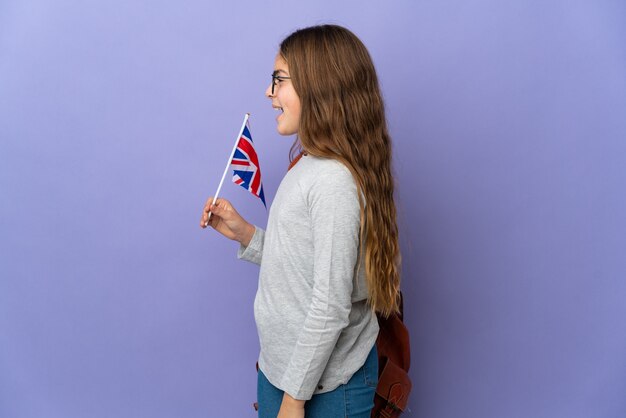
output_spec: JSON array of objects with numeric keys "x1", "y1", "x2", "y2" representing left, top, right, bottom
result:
[{"x1": 271, "y1": 74, "x2": 291, "y2": 95}]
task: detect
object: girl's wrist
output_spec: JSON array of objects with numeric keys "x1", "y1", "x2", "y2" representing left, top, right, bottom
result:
[
  {"x1": 282, "y1": 393, "x2": 305, "y2": 408},
  {"x1": 239, "y1": 223, "x2": 255, "y2": 247}
]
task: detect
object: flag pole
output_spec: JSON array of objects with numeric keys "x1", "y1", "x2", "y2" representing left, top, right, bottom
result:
[{"x1": 206, "y1": 113, "x2": 250, "y2": 226}]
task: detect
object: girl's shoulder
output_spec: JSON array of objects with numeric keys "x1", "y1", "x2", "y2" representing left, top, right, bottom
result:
[
  {"x1": 294, "y1": 155, "x2": 357, "y2": 196},
  {"x1": 297, "y1": 155, "x2": 353, "y2": 180}
]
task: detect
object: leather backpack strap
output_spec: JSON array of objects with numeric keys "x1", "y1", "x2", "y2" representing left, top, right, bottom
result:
[{"x1": 287, "y1": 151, "x2": 306, "y2": 171}]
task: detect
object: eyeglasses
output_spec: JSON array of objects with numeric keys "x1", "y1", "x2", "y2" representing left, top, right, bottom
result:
[{"x1": 271, "y1": 73, "x2": 291, "y2": 95}]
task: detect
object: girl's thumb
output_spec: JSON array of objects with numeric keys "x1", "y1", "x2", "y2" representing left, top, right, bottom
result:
[{"x1": 210, "y1": 202, "x2": 227, "y2": 218}]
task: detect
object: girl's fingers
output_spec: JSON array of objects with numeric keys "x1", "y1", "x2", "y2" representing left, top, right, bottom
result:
[
  {"x1": 200, "y1": 197, "x2": 235, "y2": 229},
  {"x1": 209, "y1": 203, "x2": 224, "y2": 217},
  {"x1": 200, "y1": 199, "x2": 214, "y2": 228}
]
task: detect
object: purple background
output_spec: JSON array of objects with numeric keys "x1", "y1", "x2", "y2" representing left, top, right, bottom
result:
[{"x1": 1, "y1": 1, "x2": 625, "y2": 417}]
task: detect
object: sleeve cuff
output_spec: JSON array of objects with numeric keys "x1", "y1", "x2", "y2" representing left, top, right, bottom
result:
[{"x1": 237, "y1": 226, "x2": 265, "y2": 265}]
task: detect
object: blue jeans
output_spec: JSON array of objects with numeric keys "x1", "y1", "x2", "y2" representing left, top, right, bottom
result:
[{"x1": 257, "y1": 345, "x2": 378, "y2": 418}]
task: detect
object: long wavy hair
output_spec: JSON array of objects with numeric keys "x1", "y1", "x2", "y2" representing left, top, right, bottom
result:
[{"x1": 280, "y1": 25, "x2": 401, "y2": 316}]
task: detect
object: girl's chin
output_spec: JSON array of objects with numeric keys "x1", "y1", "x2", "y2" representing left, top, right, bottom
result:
[
  {"x1": 277, "y1": 126, "x2": 297, "y2": 136},
  {"x1": 276, "y1": 120, "x2": 298, "y2": 136}
]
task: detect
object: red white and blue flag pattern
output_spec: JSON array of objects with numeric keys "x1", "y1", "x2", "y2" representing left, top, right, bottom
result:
[{"x1": 231, "y1": 123, "x2": 266, "y2": 207}]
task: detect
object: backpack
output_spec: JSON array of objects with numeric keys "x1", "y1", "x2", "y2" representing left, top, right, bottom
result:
[{"x1": 372, "y1": 292, "x2": 412, "y2": 417}]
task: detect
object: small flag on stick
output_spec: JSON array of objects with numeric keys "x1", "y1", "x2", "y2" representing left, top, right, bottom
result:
[
  {"x1": 230, "y1": 122, "x2": 266, "y2": 207},
  {"x1": 206, "y1": 114, "x2": 265, "y2": 225}
]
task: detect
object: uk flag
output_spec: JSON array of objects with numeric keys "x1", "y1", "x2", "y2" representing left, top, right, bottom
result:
[{"x1": 231, "y1": 123, "x2": 266, "y2": 207}]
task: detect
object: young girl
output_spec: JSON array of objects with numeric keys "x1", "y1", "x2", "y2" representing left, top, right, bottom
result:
[{"x1": 200, "y1": 25, "x2": 400, "y2": 418}]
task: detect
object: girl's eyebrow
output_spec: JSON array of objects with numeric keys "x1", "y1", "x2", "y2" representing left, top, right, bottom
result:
[{"x1": 272, "y1": 69, "x2": 289, "y2": 76}]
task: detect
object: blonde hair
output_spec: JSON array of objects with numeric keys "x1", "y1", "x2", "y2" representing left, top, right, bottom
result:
[{"x1": 280, "y1": 25, "x2": 401, "y2": 316}]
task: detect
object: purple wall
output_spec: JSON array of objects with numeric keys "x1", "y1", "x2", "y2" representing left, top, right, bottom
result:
[{"x1": 1, "y1": 1, "x2": 625, "y2": 417}]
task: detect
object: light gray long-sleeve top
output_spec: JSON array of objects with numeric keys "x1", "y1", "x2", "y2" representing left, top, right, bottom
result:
[{"x1": 238, "y1": 155, "x2": 379, "y2": 400}]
